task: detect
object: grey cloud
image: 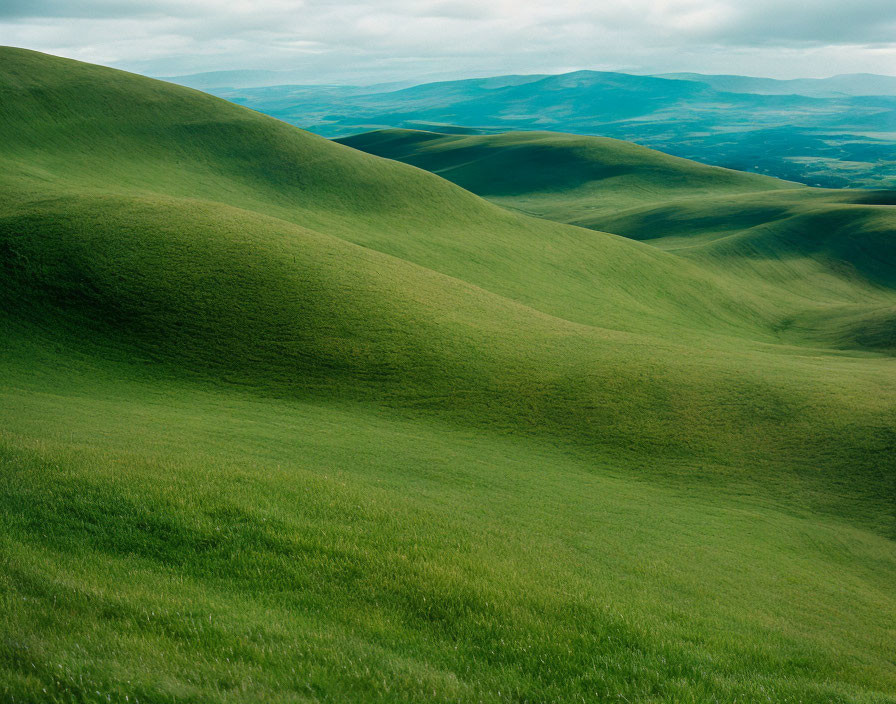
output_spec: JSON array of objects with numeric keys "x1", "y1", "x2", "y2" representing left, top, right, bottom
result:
[
  {"x1": 705, "y1": 0, "x2": 896, "y2": 44},
  {"x1": 0, "y1": 0, "x2": 193, "y2": 20},
  {"x1": 0, "y1": 0, "x2": 893, "y2": 81}
]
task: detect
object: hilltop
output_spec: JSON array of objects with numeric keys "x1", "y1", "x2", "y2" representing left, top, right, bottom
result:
[{"x1": 335, "y1": 128, "x2": 795, "y2": 209}]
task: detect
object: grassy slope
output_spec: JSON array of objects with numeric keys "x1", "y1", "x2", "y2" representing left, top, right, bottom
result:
[
  {"x1": 337, "y1": 129, "x2": 896, "y2": 352},
  {"x1": 0, "y1": 52, "x2": 796, "y2": 343},
  {"x1": 1, "y1": 48, "x2": 895, "y2": 702},
  {"x1": 334, "y1": 129, "x2": 796, "y2": 207}
]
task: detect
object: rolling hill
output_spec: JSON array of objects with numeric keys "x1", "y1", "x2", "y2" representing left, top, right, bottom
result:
[
  {"x1": 196, "y1": 69, "x2": 896, "y2": 190},
  {"x1": 2, "y1": 47, "x2": 895, "y2": 703},
  {"x1": 338, "y1": 128, "x2": 896, "y2": 350}
]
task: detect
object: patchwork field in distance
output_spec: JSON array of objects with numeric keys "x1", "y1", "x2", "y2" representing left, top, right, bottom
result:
[{"x1": 1, "y1": 47, "x2": 895, "y2": 703}]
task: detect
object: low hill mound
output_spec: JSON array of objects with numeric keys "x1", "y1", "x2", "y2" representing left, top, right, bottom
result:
[{"x1": 338, "y1": 128, "x2": 896, "y2": 353}]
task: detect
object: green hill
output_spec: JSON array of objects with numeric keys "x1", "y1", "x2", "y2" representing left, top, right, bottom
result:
[
  {"x1": 2, "y1": 48, "x2": 895, "y2": 703},
  {"x1": 209, "y1": 70, "x2": 896, "y2": 189},
  {"x1": 335, "y1": 128, "x2": 794, "y2": 202},
  {"x1": 337, "y1": 128, "x2": 896, "y2": 353}
]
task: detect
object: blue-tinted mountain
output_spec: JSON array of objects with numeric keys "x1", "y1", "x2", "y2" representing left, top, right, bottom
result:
[{"x1": 190, "y1": 70, "x2": 896, "y2": 188}]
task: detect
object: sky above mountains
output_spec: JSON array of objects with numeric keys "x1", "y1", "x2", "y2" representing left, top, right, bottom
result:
[{"x1": 1, "y1": 0, "x2": 895, "y2": 83}]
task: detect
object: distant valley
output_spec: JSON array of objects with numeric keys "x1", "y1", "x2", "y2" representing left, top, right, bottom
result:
[{"x1": 164, "y1": 69, "x2": 896, "y2": 189}]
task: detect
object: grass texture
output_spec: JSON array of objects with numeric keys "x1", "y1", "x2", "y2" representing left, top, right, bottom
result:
[{"x1": 1, "y1": 48, "x2": 895, "y2": 703}]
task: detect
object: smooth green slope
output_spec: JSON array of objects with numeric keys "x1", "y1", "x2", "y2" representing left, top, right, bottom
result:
[
  {"x1": 335, "y1": 128, "x2": 797, "y2": 205},
  {"x1": 333, "y1": 129, "x2": 802, "y2": 235},
  {"x1": 0, "y1": 48, "x2": 895, "y2": 703},
  {"x1": 555, "y1": 189, "x2": 896, "y2": 352},
  {"x1": 0, "y1": 47, "x2": 764, "y2": 343},
  {"x1": 1, "y1": 48, "x2": 893, "y2": 502},
  {"x1": 336, "y1": 128, "x2": 896, "y2": 352},
  {"x1": 7, "y1": 177, "x2": 895, "y2": 510},
  {"x1": 0, "y1": 46, "x2": 865, "y2": 349}
]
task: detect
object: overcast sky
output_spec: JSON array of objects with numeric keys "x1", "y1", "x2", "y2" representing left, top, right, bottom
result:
[{"x1": 2, "y1": 0, "x2": 895, "y2": 83}]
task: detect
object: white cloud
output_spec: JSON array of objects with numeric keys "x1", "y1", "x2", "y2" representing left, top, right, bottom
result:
[{"x1": 1, "y1": 0, "x2": 894, "y2": 81}]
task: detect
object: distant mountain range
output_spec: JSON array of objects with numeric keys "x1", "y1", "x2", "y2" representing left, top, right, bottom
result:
[
  {"x1": 161, "y1": 69, "x2": 896, "y2": 189},
  {"x1": 655, "y1": 72, "x2": 896, "y2": 98},
  {"x1": 161, "y1": 68, "x2": 896, "y2": 98},
  {"x1": 157, "y1": 68, "x2": 417, "y2": 93}
]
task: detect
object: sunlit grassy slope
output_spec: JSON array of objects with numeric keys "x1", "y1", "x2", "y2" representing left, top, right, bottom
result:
[
  {"x1": 338, "y1": 129, "x2": 896, "y2": 353},
  {"x1": 1, "y1": 48, "x2": 895, "y2": 703}
]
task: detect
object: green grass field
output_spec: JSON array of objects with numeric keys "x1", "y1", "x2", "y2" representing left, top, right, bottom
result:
[{"x1": 1, "y1": 48, "x2": 895, "y2": 703}]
